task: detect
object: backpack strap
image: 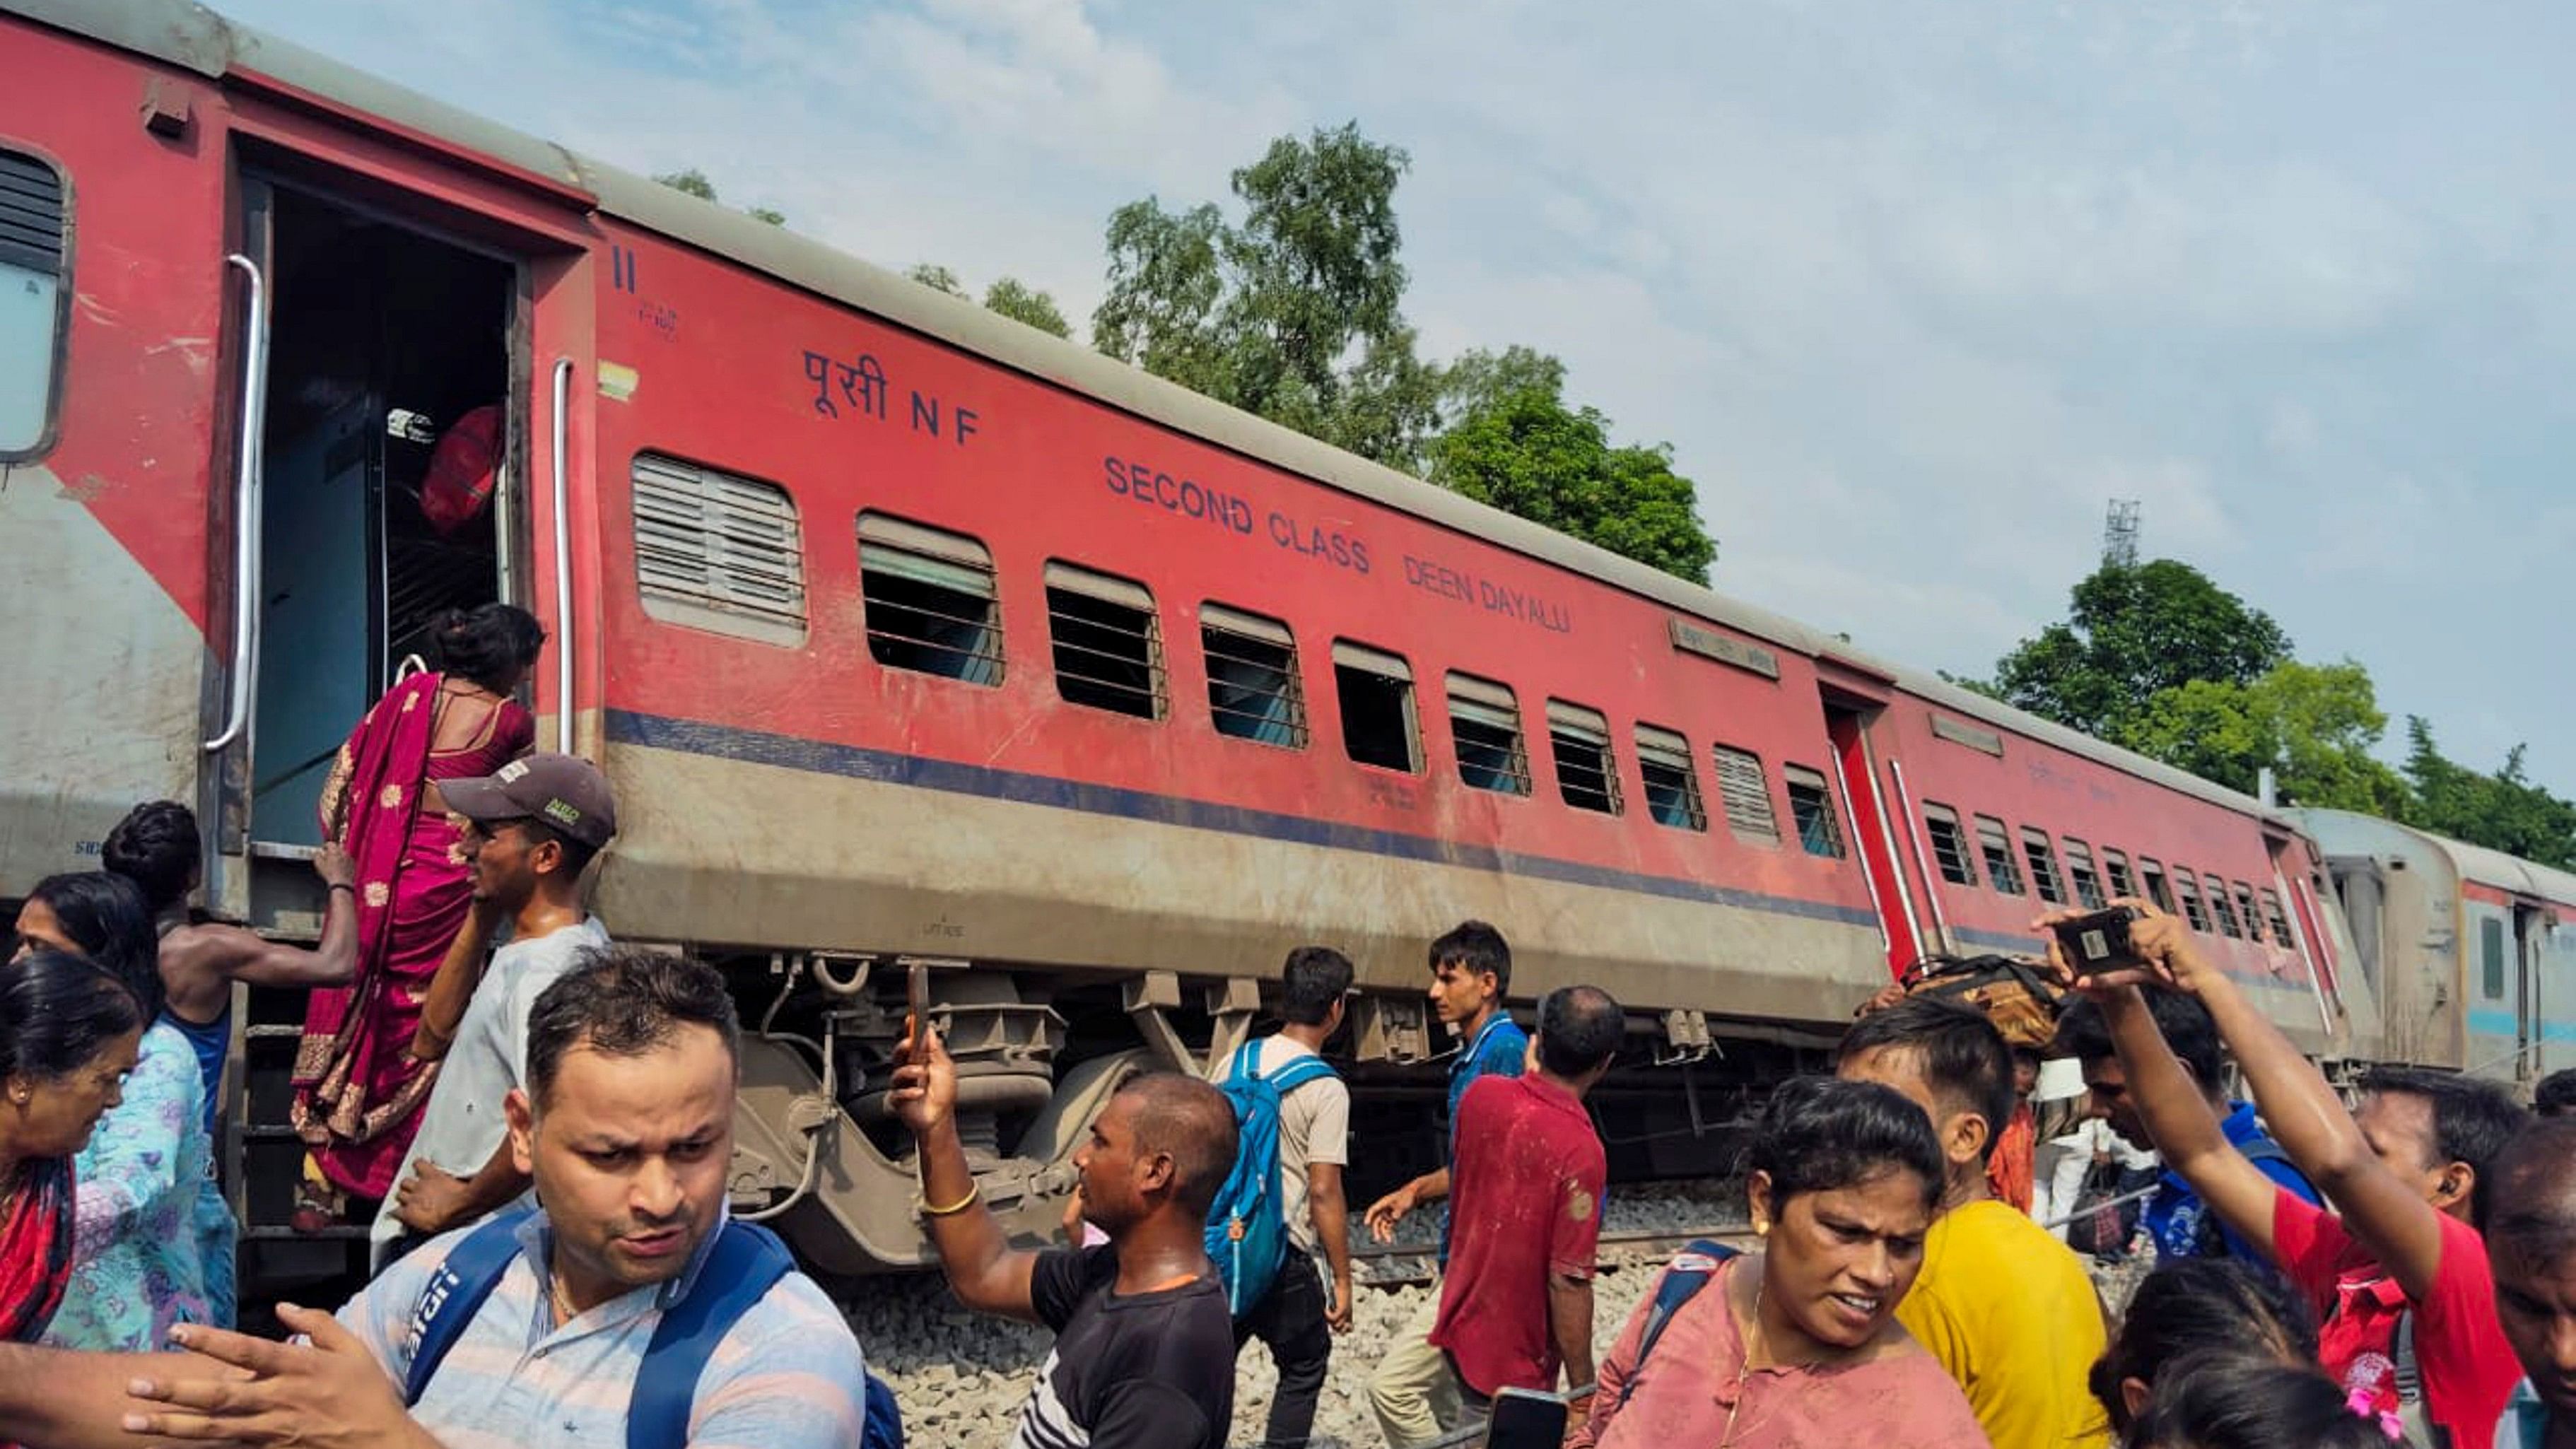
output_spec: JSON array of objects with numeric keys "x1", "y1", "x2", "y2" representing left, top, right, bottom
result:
[
  {"x1": 1615, "y1": 1240, "x2": 1740, "y2": 1409},
  {"x1": 403, "y1": 1208, "x2": 539, "y2": 1406},
  {"x1": 1265, "y1": 1052, "x2": 1339, "y2": 1095},
  {"x1": 626, "y1": 1221, "x2": 798, "y2": 1449}
]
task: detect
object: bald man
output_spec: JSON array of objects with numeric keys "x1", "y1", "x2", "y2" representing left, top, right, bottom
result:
[
  {"x1": 893, "y1": 1032, "x2": 1239, "y2": 1449},
  {"x1": 2483, "y1": 1120, "x2": 2576, "y2": 1449}
]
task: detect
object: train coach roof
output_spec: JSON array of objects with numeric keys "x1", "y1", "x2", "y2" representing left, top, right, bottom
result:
[
  {"x1": 16, "y1": 0, "x2": 2298, "y2": 830},
  {"x1": 2296, "y1": 809, "x2": 2576, "y2": 912}
]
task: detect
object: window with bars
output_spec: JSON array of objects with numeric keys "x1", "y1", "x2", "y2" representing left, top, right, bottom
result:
[
  {"x1": 2173, "y1": 871, "x2": 2211, "y2": 932},
  {"x1": 1713, "y1": 745, "x2": 1781, "y2": 845},
  {"x1": 1636, "y1": 724, "x2": 1706, "y2": 831},
  {"x1": 2138, "y1": 857, "x2": 2176, "y2": 915},
  {"x1": 1334, "y1": 641, "x2": 1419, "y2": 773},
  {"x1": 1043, "y1": 563, "x2": 1162, "y2": 719},
  {"x1": 2022, "y1": 828, "x2": 2066, "y2": 905},
  {"x1": 1200, "y1": 604, "x2": 1305, "y2": 748},
  {"x1": 2206, "y1": 876, "x2": 2245, "y2": 939},
  {"x1": 631, "y1": 455, "x2": 808, "y2": 645},
  {"x1": 1784, "y1": 765, "x2": 1844, "y2": 857},
  {"x1": 2232, "y1": 882, "x2": 2265, "y2": 943},
  {"x1": 2103, "y1": 849, "x2": 2136, "y2": 901},
  {"x1": 1446, "y1": 674, "x2": 1530, "y2": 795},
  {"x1": 1977, "y1": 816, "x2": 2026, "y2": 895},
  {"x1": 1924, "y1": 804, "x2": 1977, "y2": 886},
  {"x1": 2063, "y1": 838, "x2": 2106, "y2": 909},
  {"x1": 857, "y1": 513, "x2": 1003, "y2": 684},
  {"x1": 1549, "y1": 701, "x2": 1622, "y2": 815},
  {"x1": 0, "y1": 148, "x2": 67, "y2": 459},
  {"x1": 2261, "y1": 888, "x2": 2298, "y2": 949}
]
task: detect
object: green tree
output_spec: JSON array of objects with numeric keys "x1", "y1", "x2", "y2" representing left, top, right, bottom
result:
[
  {"x1": 2115, "y1": 661, "x2": 2411, "y2": 816},
  {"x1": 1986, "y1": 560, "x2": 2293, "y2": 739},
  {"x1": 652, "y1": 168, "x2": 784, "y2": 226},
  {"x1": 2401, "y1": 720, "x2": 2576, "y2": 869},
  {"x1": 906, "y1": 263, "x2": 968, "y2": 298},
  {"x1": 1092, "y1": 124, "x2": 1443, "y2": 471},
  {"x1": 982, "y1": 277, "x2": 1072, "y2": 339}
]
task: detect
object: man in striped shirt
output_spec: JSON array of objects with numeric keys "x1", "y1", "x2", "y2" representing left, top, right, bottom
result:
[{"x1": 123, "y1": 947, "x2": 870, "y2": 1448}]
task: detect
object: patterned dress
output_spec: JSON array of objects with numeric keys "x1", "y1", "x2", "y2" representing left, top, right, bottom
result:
[{"x1": 42, "y1": 1020, "x2": 223, "y2": 1351}]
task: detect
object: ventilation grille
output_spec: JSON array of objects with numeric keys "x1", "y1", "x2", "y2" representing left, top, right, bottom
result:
[
  {"x1": 631, "y1": 454, "x2": 807, "y2": 645},
  {"x1": 0, "y1": 152, "x2": 64, "y2": 275},
  {"x1": 1713, "y1": 746, "x2": 1779, "y2": 844}
]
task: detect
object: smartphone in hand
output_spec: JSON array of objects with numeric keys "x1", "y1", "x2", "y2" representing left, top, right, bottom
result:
[
  {"x1": 2053, "y1": 905, "x2": 2143, "y2": 979},
  {"x1": 906, "y1": 961, "x2": 930, "y2": 1054},
  {"x1": 1483, "y1": 1388, "x2": 1568, "y2": 1449}
]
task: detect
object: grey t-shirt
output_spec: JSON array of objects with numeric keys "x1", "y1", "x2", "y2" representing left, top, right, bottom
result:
[{"x1": 369, "y1": 916, "x2": 610, "y2": 1262}]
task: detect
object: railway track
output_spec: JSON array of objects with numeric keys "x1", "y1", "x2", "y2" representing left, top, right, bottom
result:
[{"x1": 1353, "y1": 1223, "x2": 1758, "y2": 1288}]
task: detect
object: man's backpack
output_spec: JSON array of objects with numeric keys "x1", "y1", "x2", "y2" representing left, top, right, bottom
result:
[
  {"x1": 1205, "y1": 1040, "x2": 1340, "y2": 1318},
  {"x1": 404, "y1": 1209, "x2": 904, "y2": 1449},
  {"x1": 1612, "y1": 1240, "x2": 1742, "y2": 1408},
  {"x1": 2179, "y1": 1137, "x2": 2295, "y2": 1259}
]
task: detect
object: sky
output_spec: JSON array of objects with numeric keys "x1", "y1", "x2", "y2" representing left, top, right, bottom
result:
[{"x1": 226, "y1": 0, "x2": 2576, "y2": 797}]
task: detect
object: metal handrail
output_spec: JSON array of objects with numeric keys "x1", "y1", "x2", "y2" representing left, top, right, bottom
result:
[
  {"x1": 204, "y1": 254, "x2": 268, "y2": 753},
  {"x1": 549, "y1": 358, "x2": 574, "y2": 755}
]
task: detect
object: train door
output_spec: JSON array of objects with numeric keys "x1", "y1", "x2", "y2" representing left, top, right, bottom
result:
[
  {"x1": 1820, "y1": 696, "x2": 1929, "y2": 974},
  {"x1": 2517, "y1": 903, "x2": 2548, "y2": 1079}
]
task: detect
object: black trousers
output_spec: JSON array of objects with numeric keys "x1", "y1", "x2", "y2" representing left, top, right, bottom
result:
[{"x1": 1234, "y1": 1250, "x2": 1334, "y2": 1449}]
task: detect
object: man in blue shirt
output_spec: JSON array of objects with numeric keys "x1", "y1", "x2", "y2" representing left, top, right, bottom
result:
[
  {"x1": 2055, "y1": 986, "x2": 2321, "y2": 1262},
  {"x1": 1363, "y1": 920, "x2": 1528, "y2": 1448}
]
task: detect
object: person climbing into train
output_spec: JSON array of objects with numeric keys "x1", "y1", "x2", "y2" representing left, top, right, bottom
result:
[
  {"x1": 1359, "y1": 922, "x2": 1526, "y2": 1440},
  {"x1": 292, "y1": 602, "x2": 545, "y2": 1232},
  {"x1": 2041, "y1": 896, "x2": 2528, "y2": 1449},
  {"x1": 369, "y1": 751, "x2": 616, "y2": 1267},
  {"x1": 11, "y1": 873, "x2": 228, "y2": 1349},
  {"x1": 1837, "y1": 995, "x2": 2112, "y2": 1449},
  {"x1": 891, "y1": 1026, "x2": 1240, "y2": 1448},
  {"x1": 2052, "y1": 987, "x2": 2322, "y2": 1265},
  {"x1": 1371, "y1": 985, "x2": 1621, "y2": 1448},
  {"x1": 1569, "y1": 1076, "x2": 1986, "y2": 1449},
  {"x1": 121, "y1": 946, "x2": 876, "y2": 1448},
  {"x1": 1213, "y1": 945, "x2": 1356, "y2": 1449}
]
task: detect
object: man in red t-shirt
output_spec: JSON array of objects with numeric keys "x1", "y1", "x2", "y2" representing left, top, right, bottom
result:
[
  {"x1": 1416, "y1": 985, "x2": 1620, "y2": 1440},
  {"x1": 2046, "y1": 901, "x2": 2530, "y2": 1449}
]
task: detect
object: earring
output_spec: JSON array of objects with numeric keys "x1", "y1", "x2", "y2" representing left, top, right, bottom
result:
[{"x1": 1754, "y1": 1220, "x2": 1770, "y2": 1238}]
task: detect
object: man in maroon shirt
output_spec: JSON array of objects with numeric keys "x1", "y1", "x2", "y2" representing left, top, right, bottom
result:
[{"x1": 1420, "y1": 985, "x2": 1622, "y2": 1439}]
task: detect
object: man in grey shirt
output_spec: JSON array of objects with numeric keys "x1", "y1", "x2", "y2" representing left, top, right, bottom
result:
[{"x1": 373, "y1": 752, "x2": 616, "y2": 1266}]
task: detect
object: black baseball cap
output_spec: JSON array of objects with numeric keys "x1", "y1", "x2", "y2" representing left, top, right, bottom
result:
[{"x1": 441, "y1": 753, "x2": 618, "y2": 850}]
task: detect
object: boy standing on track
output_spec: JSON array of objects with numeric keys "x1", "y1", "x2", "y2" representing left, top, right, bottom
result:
[
  {"x1": 1362, "y1": 922, "x2": 1528, "y2": 1447},
  {"x1": 1227, "y1": 946, "x2": 1358, "y2": 1449},
  {"x1": 1839, "y1": 996, "x2": 2111, "y2": 1449},
  {"x1": 2048, "y1": 898, "x2": 2527, "y2": 1448}
]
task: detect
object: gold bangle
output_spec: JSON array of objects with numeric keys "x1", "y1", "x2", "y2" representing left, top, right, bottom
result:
[{"x1": 920, "y1": 1186, "x2": 980, "y2": 1218}]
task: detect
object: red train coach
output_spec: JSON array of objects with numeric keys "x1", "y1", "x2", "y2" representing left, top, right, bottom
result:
[{"x1": 0, "y1": 0, "x2": 2368, "y2": 1273}]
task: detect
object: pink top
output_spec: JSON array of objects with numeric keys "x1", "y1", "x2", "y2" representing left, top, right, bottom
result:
[{"x1": 1573, "y1": 1257, "x2": 1991, "y2": 1449}]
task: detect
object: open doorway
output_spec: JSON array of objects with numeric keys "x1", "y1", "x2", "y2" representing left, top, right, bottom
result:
[{"x1": 250, "y1": 186, "x2": 517, "y2": 845}]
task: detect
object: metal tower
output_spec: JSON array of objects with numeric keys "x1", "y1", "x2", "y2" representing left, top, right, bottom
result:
[{"x1": 2102, "y1": 499, "x2": 2141, "y2": 568}]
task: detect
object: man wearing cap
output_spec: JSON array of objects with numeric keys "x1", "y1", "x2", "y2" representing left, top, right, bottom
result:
[{"x1": 371, "y1": 752, "x2": 617, "y2": 1267}]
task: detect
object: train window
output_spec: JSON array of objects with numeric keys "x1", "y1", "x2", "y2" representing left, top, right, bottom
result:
[
  {"x1": 2102, "y1": 848, "x2": 2136, "y2": 901},
  {"x1": 630, "y1": 455, "x2": 809, "y2": 646},
  {"x1": 1783, "y1": 766, "x2": 1844, "y2": 858},
  {"x1": 1333, "y1": 640, "x2": 1419, "y2": 773},
  {"x1": 2261, "y1": 888, "x2": 2298, "y2": 949},
  {"x1": 1712, "y1": 745, "x2": 1781, "y2": 845},
  {"x1": 2063, "y1": 838, "x2": 2106, "y2": 910},
  {"x1": 2483, "y1": 917, "x2": 2508, "y2": 999},
  {"x1": 1976, "y1": 816, "x2": 2025, "y2": 896},
  {"x1": 857, "y1": 513, "x2": 1003, "y2": 685},
  {"x1": 1923, "y1": 804, "x2": 1977, "y2": 886},
  {"x1": 1634, "y1": 724, "x2": 1706, "y2": 831},
  {"x1": 1446, "y1": 673, "x2": 1530, "y2": 795},
  {"x1": 2020, "y1": 828, "x2": 2066, "y2": 905},
  {"x1": 1045, "y1": 564, "x2": 1163, "y2": 719},
  {"x1": 2232, "y1": 882, "x2": 2264, "y2": 943},
  {"x1": 2206, "y1": 874, "x2": 2244, "y2": 938},
  {"x1": 0, "y1": 148, "x2": 68, "y2": 459},
  {"x1": 2138, "y1": 857, "x2": 2176, "y2": 915},
  {"x1": 2172, "y1": 871, "x2": 2211, "y2": 932},
  {"x1": 1200, "y1": 604, "x2": 1306, "y2": 748},
  {"x1": 1548, "y1": 701, "x2": 1623, "y2": 816}
]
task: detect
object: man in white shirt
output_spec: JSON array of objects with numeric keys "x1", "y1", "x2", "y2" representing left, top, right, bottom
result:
[
  {"x1": 373, "y1": 752, "x2": 616, "y2": 1266},
  {"x1": 1229, "y1": 946, "x2": 1356, "y2": 1449}
]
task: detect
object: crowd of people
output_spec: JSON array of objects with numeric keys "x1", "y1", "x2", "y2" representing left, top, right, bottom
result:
[{"x1": 0, "y1": 602, "x2": 2570, "y2": 1447}]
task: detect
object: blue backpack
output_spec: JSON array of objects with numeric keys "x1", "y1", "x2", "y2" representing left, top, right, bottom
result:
[
  {"x1": 403, "y1": 1209, "x2": 904, "y2": 1449},
  {"x1": 1205, "y1": 1040, "x2": 1340, "y2": 1318},
  {"x1": 1614, "y1": 1239, "x2": 1742, "y2": 1408}
]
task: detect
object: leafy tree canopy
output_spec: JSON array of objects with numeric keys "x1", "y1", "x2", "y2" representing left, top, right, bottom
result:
[
  {"x1": 906, "y1": 264, "x2": 1072, "y2": 339},
  {"x1": 652, "y1": 168, "x2": 785, "y2": 227},
  {"x1": 2116, "y1": 661, "x2": 2410, "y2": 817},
  {"x1": 2402, "y1": 720, "x2": 2576, "y2": 870},
  {"x1": 1986, "y1": 560, "x2": 2292, "y2": 740}
]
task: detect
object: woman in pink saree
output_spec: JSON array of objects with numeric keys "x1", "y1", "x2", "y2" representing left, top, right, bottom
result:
[{"x1": 289, "y1": 604, "x2": 543, "y2": 1228}]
